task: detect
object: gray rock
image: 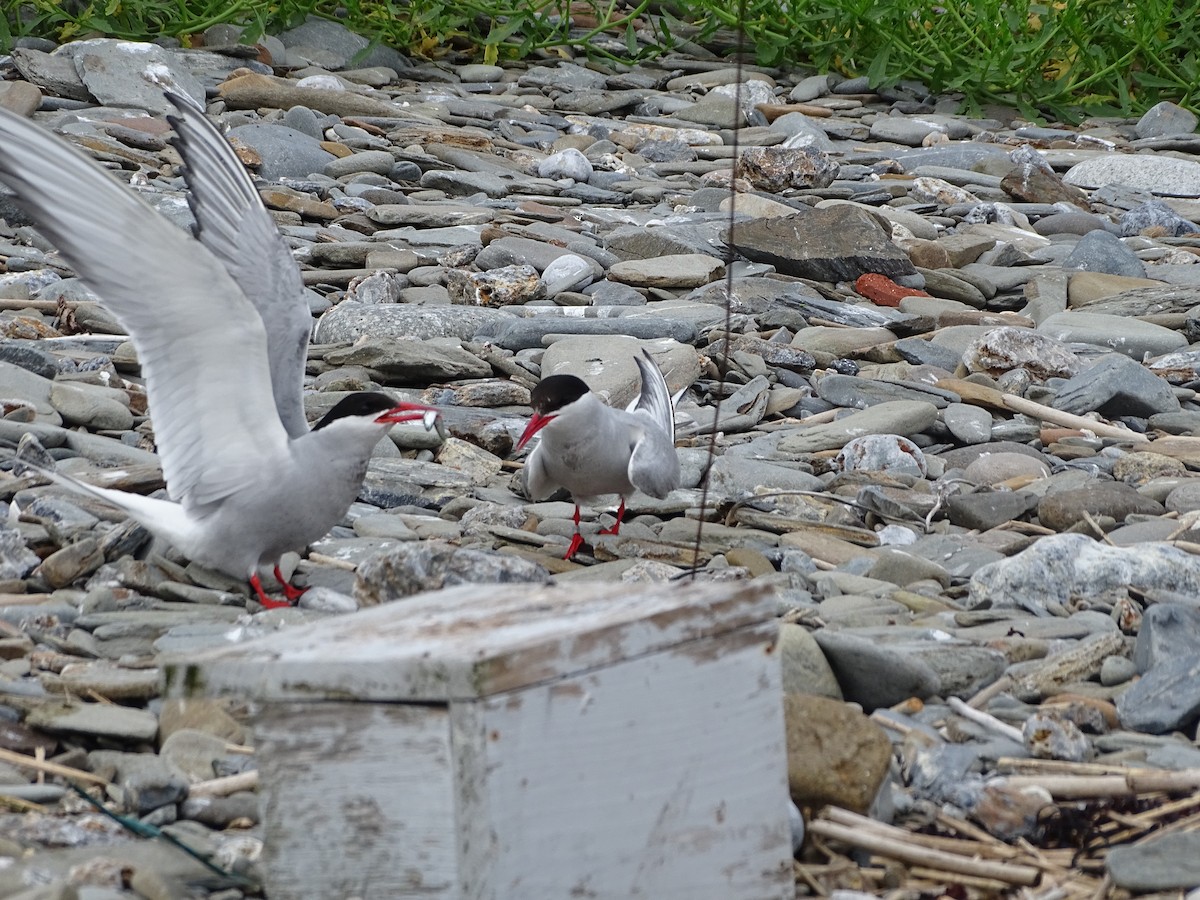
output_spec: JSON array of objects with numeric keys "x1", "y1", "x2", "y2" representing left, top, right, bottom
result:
[
  {"x1": 1108, "y1": 831, "x2": 1200, "y2": 890},
  {"x1": 324, "y1": 149, "x2": 397, "y2": 178},
  {"x1": 903, "y1": 641, "x2": 1007, "y2": 696},
  {"x1": 816, "y1": 374, "x2": 955, "y2": 410},
  {"x1": 811, "y1": 630, "x2": 941, "y2": 710},
  {"x1": 540, "y1": 255, "x2": 596, "y2": 295},
  {"x1": 1119, "y1": 651, "x2": 1200, "y2": 734},
  {"x1": 0, "y1": 522, "x2": 41, "y2": 579},
  {"x1": 870, "y1": 115, "x2": 970, "y2": 146},
  {"x1": 475, "y1": 315, "x2": 697, "y2": 352},
  {"x1": 24, "y1": 700, "x2": 158, "y2": 742},
  {"x1": 1134, "y1": 603, "x2": 1200, "y2": 673},
  {"x1": 941, "y1": 404, "x2": 992, "y2": 443},
  {"x1": 608, "y1": 254, "x2": 724, "y2": 289},
  {"x1": 1135, "y1": 101, "x2": 1199, "y2": 139},
  {"x1": 962, "y1": 326, "x2": 1082, "y2": 380},
  {"x1": 779, "y1": 401, "x2": 939, "y2": 454},
  {"x1": 314, "y1": 302, "x2": 513, "y2": 344},
  {"x1": 1064, "y1": 155, "x2": 1200, "y2": 197},
  {"x1": 355, "y1": 540, "x2": 550, "y2": 605},
  {"x1": 779, "y1": 623, "x2": 842, "y2": 699},
  {"x1": 769, "y1": 113, "x2": 835, "y2": 150},
  {"x1": 838, "y1": 434, "x2": 927, "y2": 476},
  {"x1": 946, "y1": 491, "x2": 1038, "y2": 530},
  {"x1": 279, "y1": 16, "x2": 409, "y2": 70},
  {"x1": 1039, "y1": 311, "x2": 1187, "y2": 358},
  {"x1": 737, "y1": 146, "x2": 838, "y2": 191},
  {"x1": 1037, "y1": 481, "x2": 1164, "y2": 531},
  {"x1": 323, "y1": 337, "x2": 490, "y2": 382},
  {"x1": 1051, "y1": 353, "x2": 1180, "y2": 418},
  {"x1": 1061, "y1": 230, "x2": 1147, "y2": 278},
  {"x1": 475, "y1": 236, "x2": 581, "y2": 273},
  {"x1": 48, "y1": 382, "x2": 133, "y2": 431},
  {"x1": 420, "y1": 168, "x2": 509, "y2": 198},
  {"x1": 229, "y1": 123, "x2": 336, "y2": 180},
  {"x1": 730, "y1": 206, "x2": 916, "y2": 282},
  {"x1": 70, "y1": 39, "x2": 205, "y2": 113},
  {"x1": 538, "y1": 148, "x2": 592, "y2": 181},
  {"x1": 970, "y1": 533, "x2": 1200, "y2": 615},
  {"x1": 90, "y1": 750, "x2": 188, "y2": 813},
  {"x1": 1119, "y1": 199, "x2": 1200, "y2": 236}
]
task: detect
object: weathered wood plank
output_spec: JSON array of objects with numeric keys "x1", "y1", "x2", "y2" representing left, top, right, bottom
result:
[
  {"x1": 164, "y1": 579, "x2": 775, "y2": 702},
  {"x1": 253, "y1": 702, "x2": 457, "y2": 898},
  {"x1": 455, "y1": 621, "x2": 793, "y2": 899}
]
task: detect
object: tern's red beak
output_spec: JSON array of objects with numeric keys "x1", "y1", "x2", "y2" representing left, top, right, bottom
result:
[
  {"x1": 516, "y1": 412, "x2": 552, "y2": 450},
  {"x1": 376, "y1": 403, "x2": 440, "y2": 430}
]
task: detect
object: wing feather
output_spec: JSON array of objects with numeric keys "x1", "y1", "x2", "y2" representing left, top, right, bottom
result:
[
  {"x1": 164, "y1": 92, "x2": 311, "y2": 438},
  {"x1": 0, "y1": 105, "x2": 290, "y2": 509},
  {"x1": 631, "y1": 349, "x2": 676, "y2": 441}
]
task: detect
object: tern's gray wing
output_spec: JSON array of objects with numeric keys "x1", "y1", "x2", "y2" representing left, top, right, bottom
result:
[
  {"x1": 631, "y1": 349, "x2": 676, "y2": 442},
  {"x1": 628, "y1": 420, "x2": 681, "y2": 499},
  {"x1": 0, "y1": 106, "x2": 291, "y2": 509},
  {"x1": 164, "y1": 92, "x2": 311, "y2": 438}
]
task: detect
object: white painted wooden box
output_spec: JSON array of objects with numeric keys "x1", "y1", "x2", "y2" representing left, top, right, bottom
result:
[{"x1": 165, "y1": 579, "x2": 793, "y2": 899}]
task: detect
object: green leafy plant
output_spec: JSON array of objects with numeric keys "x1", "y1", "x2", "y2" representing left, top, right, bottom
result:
[{"x1": 2, "y1": 0, "x2": 1196, "y2": 122}]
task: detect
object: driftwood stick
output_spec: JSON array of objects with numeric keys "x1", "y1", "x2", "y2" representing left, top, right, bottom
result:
[
  {"x1": 807, "y1": 818, "x2": 1041, "y2": 886},
  {"x1": 996, "y1": 757, "x2": 1143, "y2": 777},
  {"x1": 0, "y1": 746, "x2": 109, "y2": 785},
  {"x1": 1125, "y1": 768, "x2": 1200, "y2": 793},
  {"x1": 947, "y1": 696, "x2": 1025, "y2": 743},
  {"x1": 998, "y1": 774, "x2": 1136, "y2": 799},
  {"x1": 188, "y1": 770, "x2": 259, "y2": 798},
  {"x1": 824, "y1": 807, "x2": 1018, "y2": 860},
  {"x1": 936, "y1": 378, "x2": 1150, "y2": 443},
  {"x1": 966, "y1": 675, "x2": 1012, "y2": 710},
  {"x1": 908, "y1": 865, "x2": 1012, "y2": 892}
]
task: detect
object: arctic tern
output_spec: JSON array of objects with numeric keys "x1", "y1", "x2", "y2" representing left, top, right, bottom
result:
[
  {"x1": 0, "y1": 93, "x2": 437, "y2": 607},
  {"x1": 517, "y1": 350, "x2": 681, "y2": 559}
]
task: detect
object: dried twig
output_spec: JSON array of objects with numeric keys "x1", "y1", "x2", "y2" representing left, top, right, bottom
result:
[
  {"x1": 0, "y1": 746, "x2": 108, "y2": 785},
  {"x1": 809, "y1": 810, "x2": 1041, "y2": 886},
  {"x1": 188, "y1": 770, "x2": 258, "y2": 798},
  {"x1": 947, "y1": 696, "x2": 1024, "y2": 743}
]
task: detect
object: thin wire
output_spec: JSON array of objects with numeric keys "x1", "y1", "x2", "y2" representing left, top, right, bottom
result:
[{"x1": 690, "y1": 0, "x2": 747, "y2": 577}]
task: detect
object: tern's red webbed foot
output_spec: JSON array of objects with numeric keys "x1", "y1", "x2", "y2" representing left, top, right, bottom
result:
[
  {"x1": 563, "y1": 531, "x2": 586, "y2": 560},
  {"x1": 274, "y1": 565, "x2": 306, "y2": 603},
  {"x1": 597, "y1": 498, "x2": 626, "y2": 536},
  {"x1": 562, "y1": 503, "x2": 585, "y2": 560},
  {"x1": 248, "y1": 567, "x2": 307, "y2": 609},
  {"x1": 250, "y1": 572, "x2": 291, "y2": 609}
]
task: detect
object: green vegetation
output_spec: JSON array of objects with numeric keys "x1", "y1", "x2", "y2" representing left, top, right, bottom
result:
[{"x1": 2, "y1": 0, "x2": 1195, "y2": 121}]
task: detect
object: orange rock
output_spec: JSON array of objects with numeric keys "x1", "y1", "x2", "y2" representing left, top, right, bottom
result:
[{"x1": 855, "y1": 273, "x2": 931, "y2": 307}]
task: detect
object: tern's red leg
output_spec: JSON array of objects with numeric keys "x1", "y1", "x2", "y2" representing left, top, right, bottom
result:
[
  {"x1": 597, "y1": 498, "x2": 626, "y2": 536},
  {"x1": 250, "y1": 573, "x2": 291, "y2": 610},
  {"x1": 563, "y1": 504, "x2": 585, "y2": 560},
  {"x1": 273, "y1": 565, "x2": 307, "y2": 603}
]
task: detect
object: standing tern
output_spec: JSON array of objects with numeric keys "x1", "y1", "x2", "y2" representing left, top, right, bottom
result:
[
  {"x1": 516, "y1": 350, "x2": 681, "y2": 559},
  {"x1": 0, "y1": 94, "x2": 437, "y2": 607}
]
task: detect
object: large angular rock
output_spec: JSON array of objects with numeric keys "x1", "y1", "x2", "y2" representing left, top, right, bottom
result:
[
  {"x1": 1051, "y1": 353, "x2": 1180, "y2": 418},
  {"x1": 730, "y1": 206, "x2": 916, "y2": 282}
]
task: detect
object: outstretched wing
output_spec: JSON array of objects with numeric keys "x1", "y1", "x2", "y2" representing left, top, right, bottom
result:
[
  {"x1": 164, "y1": 91, "x2": 312, "y2": 438},
  {"x1": 0, "y1": 105, "x2": 291, "y2": 509}
]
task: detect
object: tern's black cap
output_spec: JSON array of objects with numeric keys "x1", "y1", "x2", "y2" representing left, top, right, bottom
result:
[
  {"x1": 530, "y1": 374, "x2": 589, "y2": 416},
  {"x1": 312, "y1": 392, "x2": 397, "y2": 430}
]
